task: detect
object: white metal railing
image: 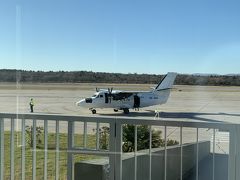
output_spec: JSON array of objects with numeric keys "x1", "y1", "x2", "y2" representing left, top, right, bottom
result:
[{"x1": 0, "y1": 113, "x2": 239, "y2": 180}]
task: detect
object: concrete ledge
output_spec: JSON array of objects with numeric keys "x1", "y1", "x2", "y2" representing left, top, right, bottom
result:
[
  {"x1": 74, "y1": 158, "x2": 109, "y2": 180},
  {"x1": 75, "y1": 141, "x2": 210, "y2": 180},
  {"x1": 186, "y1": 153, "x2": 228, "y2": 180}
]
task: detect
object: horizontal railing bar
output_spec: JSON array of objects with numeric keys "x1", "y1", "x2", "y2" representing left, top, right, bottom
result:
[
  {"x1": 66, "y1": 148, "x2": 188, "y2": 157},
  {"x1": 0, "y1": 113, "x2": 235, "y2": 130},
  {"x1": 27, "y1": 141, "x2": 209, "y2": 155},
  {"x1": 69, "y1": 148, "x2": 113, "y2": 155},
  {"x1": 0, "y1": 113, "x2": 114, "y2": 123},
  {"x1": 116, "y1": 120, "x2": 234, "y2": 130}
]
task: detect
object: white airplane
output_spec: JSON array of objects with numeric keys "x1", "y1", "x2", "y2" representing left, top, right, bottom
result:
[{"x1": 76, "y1": 72, "x2": 177, "y2": 114}]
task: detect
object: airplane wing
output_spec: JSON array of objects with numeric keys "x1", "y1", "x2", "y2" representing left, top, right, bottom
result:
[
  {"x1": 112, "y1": 92, "x2": 134, "y2": 100},
  {"x1": 113, "y1": 90, "x2": 149, "y2": 94}
]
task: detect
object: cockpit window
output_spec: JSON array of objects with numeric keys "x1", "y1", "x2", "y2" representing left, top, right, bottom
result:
[{"x1": 85, "y1": 98, "x2": 92, "y2": 103}]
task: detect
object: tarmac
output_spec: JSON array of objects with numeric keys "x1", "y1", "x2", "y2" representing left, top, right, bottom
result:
[
  {"x1": 0, "y1": 83, "x2": 239, "y2": 154},
  {"x1": 0, "y1": 84, "x2": 239, "y2": 121}
]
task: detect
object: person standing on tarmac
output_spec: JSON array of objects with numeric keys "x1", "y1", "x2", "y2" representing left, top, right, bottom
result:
[{"x1": 29, "y1": 98, "x2": 34, "y2": 113}]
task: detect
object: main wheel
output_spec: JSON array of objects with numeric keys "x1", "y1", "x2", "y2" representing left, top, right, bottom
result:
[
  {"x1": 123, "y1": 108, "x2": 129, "y2": 114},
  {"x1": 114, "y1": 109, "x2": 118, "y2": 112},
  {"x1": 91, "y1": 109, "x2": 97, "y2": 114}
]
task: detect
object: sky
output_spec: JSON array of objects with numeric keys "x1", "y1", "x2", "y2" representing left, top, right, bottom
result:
[{"x1": 0, "y1": 0, "x2": 240, "y2": 75}]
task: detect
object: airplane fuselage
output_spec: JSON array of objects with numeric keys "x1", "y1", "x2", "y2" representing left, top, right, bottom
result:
[{"x1": 76, "y1": 89, "x2": 170, "y2": 109}]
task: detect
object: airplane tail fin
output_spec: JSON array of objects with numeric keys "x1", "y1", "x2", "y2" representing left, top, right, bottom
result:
[{"x1": 154, "y1": 72, "x2": 177, "y2": 91}]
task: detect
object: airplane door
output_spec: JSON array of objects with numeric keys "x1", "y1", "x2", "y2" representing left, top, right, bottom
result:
[
  {"x1": 134, "y1": 95, "x2": 140, "y2": 108},
  {"x1": 105, "y1": 93, "x2": 109, "y2": 103}
]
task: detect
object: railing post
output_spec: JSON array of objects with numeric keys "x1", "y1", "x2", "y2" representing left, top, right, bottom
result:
[
  {"x1": 109, "y1": 121, "x2": 116, "y2": 180},
  {"x1": 96, "y1": 122, "x2": 100, "y2": 150},
  {"x1": 196, "y1": 128, "x2": 199, "y2": 180},
  {"x1": 32, "y1": 119, "x2": 36, "y2": 180},
  {"x1": 149, "y1": 126, "x2": 152, "y2": 180},
  {"x1": 115, "y1": 122, "x2": 122, "y2": 180},
  {"x1": 212, "y1": 129, "x2": 215, "y2": 180},
  {"x1": 228, "y1": 125, "x2": 240, "y2": 180},
  {"x1": 0, "y1": 118, "x2": 4, "y2": 180},
  {"x1": 67, "y1": 121, "x2": 74, "y2": 180},
  {"x1": 236, "y1": 126, "x2": 240, "y2": 180},
  {"x1": 164, "y1": 126, "x2": 167, "y2": 180},
  {"x1": 10, "y1": 118, "x2": 15, "y2": 180},
  {"x1": 83, "y1": 121, "x2": 87, "y2": 148},
  {"x1": 21, "y1": 119, "x2": 25, "y2": 180},
  {"x1": 55, "y1": 120, "x2": 59, "y2": 180},
  {"x1": 134, "y1": 125, "x2": 137, "y2": 180},
  {"x1": 44, "y1": 120, "x2": 48, "y2": 180},
  {"x1": 180, "y1": 126, "x2": 183, "y2": 180}
]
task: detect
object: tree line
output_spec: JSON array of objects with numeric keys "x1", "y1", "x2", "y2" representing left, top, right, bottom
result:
[{"x1": 0, "y1": 69, "x2": 239, "y2": 86}]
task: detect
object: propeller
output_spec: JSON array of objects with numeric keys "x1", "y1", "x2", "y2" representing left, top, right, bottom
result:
[
  {"x1": 108, "y1": 87, "x2": 113, "y2": 103},
  {"x1": 108, "y1": 87, "x2": 113, "y2": 94}
]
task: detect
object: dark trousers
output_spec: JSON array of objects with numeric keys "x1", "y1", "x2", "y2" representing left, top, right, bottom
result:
[{"x1": 30, "y1": 105, "x2": 34, "y2": 113}]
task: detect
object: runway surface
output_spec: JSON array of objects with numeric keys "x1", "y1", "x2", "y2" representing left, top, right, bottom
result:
[
  {"x1": 0, "y1": 83, "x2": 239, "y2": 122},
  {"x1": 0, "y1": 83, "x2": 239, "y2": 153}
]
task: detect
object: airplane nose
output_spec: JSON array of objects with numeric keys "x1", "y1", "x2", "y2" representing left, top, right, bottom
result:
[{"x1": 76, "y1": 99, "x2": 85, "y2": 106}]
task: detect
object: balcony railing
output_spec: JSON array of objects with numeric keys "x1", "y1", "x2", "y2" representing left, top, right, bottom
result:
[{"x1": 0, "y1": 113, "x2": 239, "y2": 180}]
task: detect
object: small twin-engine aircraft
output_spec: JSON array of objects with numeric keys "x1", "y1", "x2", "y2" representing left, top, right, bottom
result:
[{"x1": 76, "y1": 72, "x2": 177, "y2": 114}]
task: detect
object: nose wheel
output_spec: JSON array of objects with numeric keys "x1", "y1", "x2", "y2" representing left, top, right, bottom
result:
[{"x1": 90, "y1": 109, "x2": 96, "y2": 114}]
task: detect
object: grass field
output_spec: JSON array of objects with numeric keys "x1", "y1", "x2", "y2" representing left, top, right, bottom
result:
[{"x1": 3, "y1": 131, "x2": 99, "y2": 180}]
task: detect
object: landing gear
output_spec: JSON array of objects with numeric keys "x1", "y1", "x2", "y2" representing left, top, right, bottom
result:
[
  {"x1": 91, "y1": 109, "x2": 96, "y2": 114},
  {"x1": 114, "y1": 109, "x2": 119, "y2": 112},
  {"x1": 123, "y1": 108, "x2": 129, "y2": 114}
]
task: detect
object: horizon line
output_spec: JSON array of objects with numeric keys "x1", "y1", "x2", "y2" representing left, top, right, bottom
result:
[{"x1": 0, "y1": 68, "x2": 239, "y2": 76}]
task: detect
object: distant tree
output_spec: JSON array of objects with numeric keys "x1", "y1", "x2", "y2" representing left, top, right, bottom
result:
[
  {"x1": 96, "y1": 125, "x2": 179, "y2": 152},
  {"x1": 0, "y1": 69, "x2": 239, "y2": 85},
  {"x1": 122, "y1": 125, "x2": 179, "y2": 152}
]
